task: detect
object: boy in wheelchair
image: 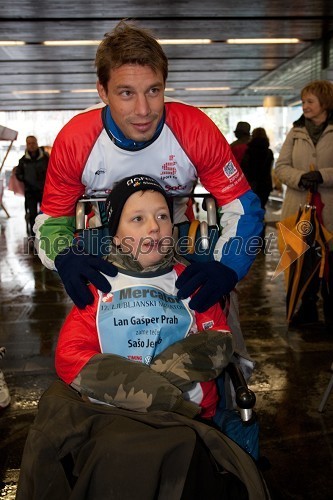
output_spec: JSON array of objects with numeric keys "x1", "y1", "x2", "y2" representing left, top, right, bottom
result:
[{"x1": 16, "y1": 175, "x2": 269, "y2": 499}]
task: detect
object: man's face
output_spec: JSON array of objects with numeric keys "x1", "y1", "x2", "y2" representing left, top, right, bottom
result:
[
  {"x1": 97, "y1": 64, "x2": 165, "y2": 142},
  {"x1": 26, "y1": 137, "x2": 38, "y2": 155}
]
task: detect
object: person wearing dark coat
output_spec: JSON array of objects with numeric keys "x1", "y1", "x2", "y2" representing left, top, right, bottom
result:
[
  {"x1": 230, "y1": 121, "x2": 251, "y2": 165},
  {"x1": 241, "y1": 127, "x2": 274, "y2": 210},
  {"x1": 15, "y1": 135, "x2": 49, "y2": 238}
]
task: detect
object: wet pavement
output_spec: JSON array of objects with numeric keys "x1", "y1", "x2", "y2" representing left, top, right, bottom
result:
[{"x1": 0, "y1": 191, "x2": 333, "y2": 499}]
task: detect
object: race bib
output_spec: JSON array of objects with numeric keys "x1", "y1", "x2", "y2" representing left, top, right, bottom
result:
[{"x1": 97, "y1": 284, "x2": 192, "y2": 365}]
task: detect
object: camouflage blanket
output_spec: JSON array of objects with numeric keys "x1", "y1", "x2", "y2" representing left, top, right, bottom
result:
[
  {"x1": 16, "y1": 380, "x2": 270, "y2": 500},
  {"x1": 71, "y1": 330, "x2": 233, "y2": 417}
]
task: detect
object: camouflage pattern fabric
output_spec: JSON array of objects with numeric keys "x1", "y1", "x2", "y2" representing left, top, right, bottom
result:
[
  {"x1": 151, "y1": 330, "x2": 232, "y2": 390},
  {"x1": 72, "y1": 330, "x2": 233, "y2": 417},
  {"x1": 16, "y1": 380, "x2": 271, "y2": 500}
]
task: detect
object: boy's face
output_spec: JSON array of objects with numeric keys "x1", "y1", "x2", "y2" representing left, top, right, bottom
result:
[
  {"x1": 114, "y1": 190, "x2": 173, "y2": 268},
  {"x1": 97, "y1": 64, "x2": 165, "y2": 142}
]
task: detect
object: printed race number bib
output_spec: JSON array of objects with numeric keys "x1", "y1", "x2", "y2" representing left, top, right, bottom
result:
[{"x1": 97, "y1": 284, "x2": 192, "y2": 364}]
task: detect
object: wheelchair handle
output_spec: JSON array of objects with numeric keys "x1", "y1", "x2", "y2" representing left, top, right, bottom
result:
[
  {"x1": 75, "y1": 198, "x2": 107, "y2": 231},
  {"x1": 187, "y1": 220, "x2": 200, "y2": 254},
  {"x1": 200, "y1": 221, "x2": 209, "y2": 250},
  {"x1": 226, "y1": 363, "x2": 256, "y2": 421},
  {"x1": 205, "y1": 197, "x2": 217, "y2": 226},
  {"x1": 76, "y1": 201, "x2": 86, "y2": 230}
]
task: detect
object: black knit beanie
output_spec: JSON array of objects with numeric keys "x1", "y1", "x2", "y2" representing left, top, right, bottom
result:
[{"x1": 105, "y1": 175, "x2": 173, "y2": 237}]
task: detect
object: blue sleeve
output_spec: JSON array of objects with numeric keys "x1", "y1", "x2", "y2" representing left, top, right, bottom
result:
[{"x1": 215, "y1": 190, "x2": 264, "y2": 280}]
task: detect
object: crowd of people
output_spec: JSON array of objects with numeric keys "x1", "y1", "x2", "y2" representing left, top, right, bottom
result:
[{"x1": 1, "y1": 16, "x2": 333, "y2": 499}]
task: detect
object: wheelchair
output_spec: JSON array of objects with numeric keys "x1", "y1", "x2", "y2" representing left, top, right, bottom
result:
[
  {"x1": 16, "y1": 196, "x2": 269, "y2": 500},
  {"x1": 74, "y1": 192, "x2": 259, "y2": 460}
]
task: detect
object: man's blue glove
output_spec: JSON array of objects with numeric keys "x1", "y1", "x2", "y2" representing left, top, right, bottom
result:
[
  {"x1": 54, "y1": 247, "x2": 118, "y2": 309},
  {"x1": 176, "y1": 261, "x2": 238, "y2": 313}
]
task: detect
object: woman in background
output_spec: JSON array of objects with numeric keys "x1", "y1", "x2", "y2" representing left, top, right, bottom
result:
[
  {"x1": 241, "y1": 127, "x2": 274, "y2": 246},
  {"x1": 241, "y1": 127, "x2": 274, "y2": 210},
  {"x1": 275, "y1": 80, "x2": 333, "y2": 329}
]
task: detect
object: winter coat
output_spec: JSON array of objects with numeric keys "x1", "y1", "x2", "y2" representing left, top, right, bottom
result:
[
  {"x1": 275, "y1": 115, "x2": 333, "y2": 233},
  {"x1": 241, "y1": 138, "x2": 274, "y2": 208},
  {"x1": 230, "y1": 139, "x2": 249, "y2": 165},
  {"x1": 15, "y1": 148, "x2": 49, "y2": 194},
  {"x1": 55, "y1": 250, "x2": 232, "y2": 418},
  {"x1": 16, "y1": 379, "x2": 270, "y2": 500}
]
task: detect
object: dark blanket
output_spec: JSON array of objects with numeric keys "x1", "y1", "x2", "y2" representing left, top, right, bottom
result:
[{"x1": 16, "y1": 380, "x2": 270, "y2": 500}]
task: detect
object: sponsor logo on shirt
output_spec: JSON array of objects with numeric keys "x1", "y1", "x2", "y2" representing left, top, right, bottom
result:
[
  {"x1": 164, "y1": 184, "x2": 187, "y2": 192},
  {"x1": 95, "y1": 168, "x2": 106, "y2": 175},
  {"x1": 223, "y1": 160, "x2": 237, "y2": 179},
  {"x1": 161, "y1": 155, "x2": 177, "y2": 178}
]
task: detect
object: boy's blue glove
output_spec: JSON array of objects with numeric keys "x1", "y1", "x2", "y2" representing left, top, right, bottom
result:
[
  {"x1": 176, "y1": 261, "x2": 238, "y2": 313},
  {"x1": 54, "y1": 247, "x2": 118, "y2": 309}
]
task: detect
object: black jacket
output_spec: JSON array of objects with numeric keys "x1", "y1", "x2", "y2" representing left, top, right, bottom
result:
[
  {"x1": 241, "y1": 138, "x2": 273, "y2": 208},
  {"x1": 15, "y1": 148, "x2": 49, "y2": 193}
]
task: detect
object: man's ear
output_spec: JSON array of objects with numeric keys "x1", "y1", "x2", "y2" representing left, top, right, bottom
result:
[{"x1": 96, "y1": 81, "x2": 109, "y2": 105}]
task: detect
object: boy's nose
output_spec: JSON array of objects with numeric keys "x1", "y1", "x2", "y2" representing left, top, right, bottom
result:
[{"x1": 147, "y1": 218, "x2": 159, "y2": 232}]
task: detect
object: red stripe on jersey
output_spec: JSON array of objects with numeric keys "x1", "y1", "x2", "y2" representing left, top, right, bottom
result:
[{"x1": 41, "y1": 107, "x2": 104, "y2": 217}]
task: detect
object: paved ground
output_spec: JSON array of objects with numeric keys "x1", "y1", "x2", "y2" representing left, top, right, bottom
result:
[{"x1": 0, "y1": 191, "x2": 332, "y2": 499}]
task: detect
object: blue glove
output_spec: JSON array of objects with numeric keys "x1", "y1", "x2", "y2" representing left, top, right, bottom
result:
[
  {"x1": 176, "y1": 261, "x2": 238, "y2": 313},
  {"x1": 55, "y1": 247, "x2": 118, "y2": 309}
]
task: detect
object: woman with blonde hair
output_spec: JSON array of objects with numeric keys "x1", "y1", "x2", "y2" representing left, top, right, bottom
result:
[{"x1": 275, "y1": 80, "x2": 333, "y2": 329}]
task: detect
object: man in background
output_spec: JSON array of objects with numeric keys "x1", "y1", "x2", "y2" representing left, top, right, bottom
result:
[
  {"x1": 230, "y1": 121, "x2": 251, "y2": 165},
  {"x1": 15, "y1": 135, "x2": 49, "y2": 240}
]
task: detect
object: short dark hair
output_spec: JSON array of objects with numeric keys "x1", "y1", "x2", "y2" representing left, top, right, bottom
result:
[
  {"x1": 250, "y1": 127, "x2": 270, "y2": 147},
  {"x1": 95, "y1": 20, "x2": 168, "y2": 91}
]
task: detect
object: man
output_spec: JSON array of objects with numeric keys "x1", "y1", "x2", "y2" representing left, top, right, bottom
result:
[
  {"x1": 34, "y1": 20, "x2": 263, "y2": 313},
  {"x1": 16, "y1": 135, "x2": 49, "y2": 238},
  {"x1": 230, "y1": 121, "x2": 251, "y2": 165}
]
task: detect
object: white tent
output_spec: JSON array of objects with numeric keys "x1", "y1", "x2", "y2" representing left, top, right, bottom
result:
[
  {"x1": 0, "y1": 125, "x2": 18, "y2": 217},
  {"x1": 0, "y1": 125, "x2": 18, "y2": 172},
  {"x1": 0, "y1": 125, "x2": 18, "y2": 142}
]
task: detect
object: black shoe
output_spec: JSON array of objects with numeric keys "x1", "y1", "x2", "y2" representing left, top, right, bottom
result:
[{"x1": 289, "y1": 302, "x2": 318, "y2": 327}]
